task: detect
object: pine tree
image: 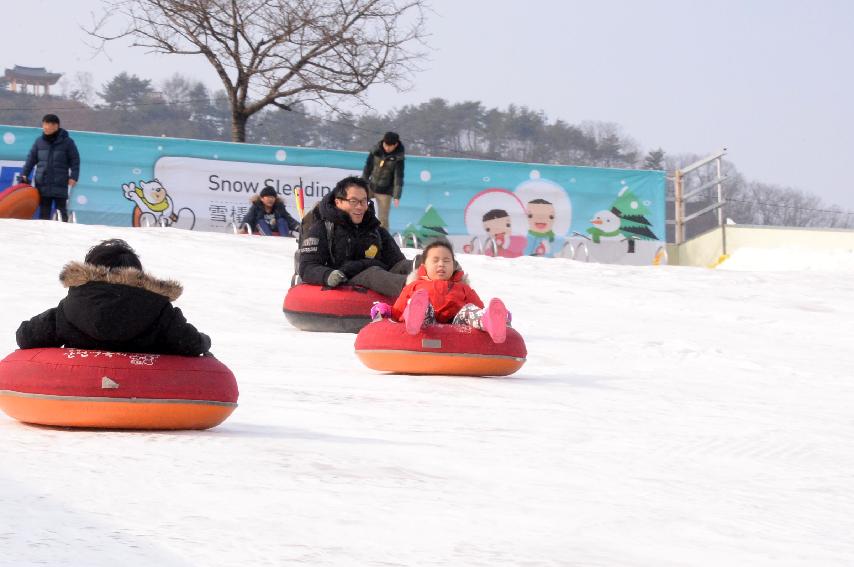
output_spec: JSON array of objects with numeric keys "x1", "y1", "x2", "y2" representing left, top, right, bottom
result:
[
  {"x1": 98, "y1": 73, "x2": 154, "y2": 109},
  {"x1": 611, "y1": 187, "x2": 659, "y2": 240},
  {"x1": 643, "y1": 148, "x2": 665, "y2": 170},
  {"x1": 403, "y1": 205, "x2": 448, "y2": 243}
]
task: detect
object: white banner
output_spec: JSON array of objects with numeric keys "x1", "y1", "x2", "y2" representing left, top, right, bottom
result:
[{"x1": 117, "y1": 156, "x2": 359, "y2": 230}]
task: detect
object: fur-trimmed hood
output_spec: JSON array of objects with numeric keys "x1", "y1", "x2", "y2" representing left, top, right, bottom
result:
[{"x1": 59, "y1": 261, "x2": 183, "y2": 302}]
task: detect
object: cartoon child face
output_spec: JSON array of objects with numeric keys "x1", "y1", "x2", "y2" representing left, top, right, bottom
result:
[
  {"x1": 527, "y1": 202, "x2": 555, "y2": 233},
  {"x1": 424, "y1": 244, "x2": 454, "y2": 281},
  {"x1": 482, "y1": 212, "x2": 511, "y2": 245},
  {"x1": 483, "y1": 216, "x2": 511, "y2": 236},
  {"x1": 140, "y1": 180, "x2": 167, "y2": 204}
]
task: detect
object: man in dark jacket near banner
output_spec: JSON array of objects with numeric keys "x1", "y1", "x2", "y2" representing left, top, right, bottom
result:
[
  {"x1": 298, "y1": 176, "x2": 411, "y2": 297},
  {"x1": 21, "y1": 114, "x2": 80, "y2": 221},
  {"x1": 362, "y1": 131, "x2": 405, "y2": 229},
  {"x1": 16, "y1": 239, "x2": 211, "y2": 356}
]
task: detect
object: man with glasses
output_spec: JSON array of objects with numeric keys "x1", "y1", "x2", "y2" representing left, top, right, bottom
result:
[{"x1": 298, "y1": 176, "x2": 411, "y2": 297}]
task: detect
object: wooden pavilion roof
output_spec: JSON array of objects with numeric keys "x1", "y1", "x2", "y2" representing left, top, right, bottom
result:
[{"x1": 4, "y1": 65, "x2": 62, "y2": 84}]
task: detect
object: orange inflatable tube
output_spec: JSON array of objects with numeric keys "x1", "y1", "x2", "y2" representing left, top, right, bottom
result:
[
  {"x1": 0, "y1": 184, "x2": 39, "y2": 219},
  {"x1": 354, "y1": 319, "x2": 527, "y2": 377}
]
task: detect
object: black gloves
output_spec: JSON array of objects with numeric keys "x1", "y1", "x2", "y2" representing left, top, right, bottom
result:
[{"x1": 326, "y1": 270, "x2": 347, "y2": 287}]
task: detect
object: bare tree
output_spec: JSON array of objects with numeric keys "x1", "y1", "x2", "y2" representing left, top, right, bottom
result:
[
  {"x1": 580, "y1": 121, "x2": 640, "y2": 168},
  {"x1": 87, "y1": 0, "x2": 427, "y2": 142},
  {"x1": 161, "y1": 73, "x2": 196, "y2": 108},
  {"x1": 59, "y1": 72, "x2": 97, "y2": 106}
]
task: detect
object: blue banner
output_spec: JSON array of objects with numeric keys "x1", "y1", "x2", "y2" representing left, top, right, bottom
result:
[{"x1": 1, "y1": 125, "x2": 666, "y2": 263}]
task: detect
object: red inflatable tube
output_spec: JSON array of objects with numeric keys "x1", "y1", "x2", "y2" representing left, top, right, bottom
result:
[
  {"x1": 0, "y1": 348, "x2": 239, "y2": 430},
  {"x1": 283, "y1": 283, "x2": 394, "y2": 333},
  {"x1": 354, "y1": 319, "x2": 527, "y2": 377}
]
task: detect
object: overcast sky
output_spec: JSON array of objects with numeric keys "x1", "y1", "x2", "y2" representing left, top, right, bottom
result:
[{"x1": 5, "y1": 0, "x2": 854, "y2": 209}]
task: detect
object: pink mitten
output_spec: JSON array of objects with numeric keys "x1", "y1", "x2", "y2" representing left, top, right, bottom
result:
[{"x1": 370, "y1": 302, "x2": 392, "y2": 320}]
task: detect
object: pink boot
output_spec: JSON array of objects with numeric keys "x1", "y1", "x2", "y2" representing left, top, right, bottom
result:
[
  {"x1": 403, "y1": 289, "x2": 429, "y2": 335},
  {"x1": 481, "y1": 298, "x2": 508, "y2": 344}
]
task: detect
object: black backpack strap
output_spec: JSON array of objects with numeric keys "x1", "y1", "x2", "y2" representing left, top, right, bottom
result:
[{"x1": 325, "y1": 221, "x2": 335, "y2": 263}]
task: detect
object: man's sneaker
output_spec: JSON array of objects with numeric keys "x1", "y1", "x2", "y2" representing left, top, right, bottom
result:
[
  {"x1": 482, "y1": 298, "x2": 508, "y2": 344},
  {"x1": 404, "y1": 289, "x2": 429, "y2": 335}
]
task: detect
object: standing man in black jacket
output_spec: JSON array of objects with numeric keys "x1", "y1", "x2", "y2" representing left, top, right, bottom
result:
[
  {"x1": 21, "y1": 114, "x2": 80, "y2": 221},
  {"x1": 362, "y1": 131, "x2": 405, "y2": 229}
]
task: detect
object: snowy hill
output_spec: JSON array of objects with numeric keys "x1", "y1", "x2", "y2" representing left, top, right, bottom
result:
[{"x1": 1, "y1": 219, "x2": 853, "y2": 566}]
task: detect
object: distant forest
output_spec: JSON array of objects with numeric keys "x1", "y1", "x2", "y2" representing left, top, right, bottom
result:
[{"x1": 1, "y1": 71, "x2": 851, "y2": 233}]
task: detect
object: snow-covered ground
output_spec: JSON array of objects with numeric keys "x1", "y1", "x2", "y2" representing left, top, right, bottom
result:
[{"x1": 1, "y1": 218, "x2": 853, "y2": 566}]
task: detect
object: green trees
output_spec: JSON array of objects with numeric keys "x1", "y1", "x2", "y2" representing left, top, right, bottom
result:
[
  {"x1": 98, "y1": 72, "x2": 155, "y2": 109},
  {"x1": 643, "y1": 148, "x2": 666, "y2": 170}
]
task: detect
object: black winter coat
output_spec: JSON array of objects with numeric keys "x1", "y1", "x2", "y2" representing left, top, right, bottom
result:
[
  {"x1": 241, "y1": 196, "x2": 300, "y2": 233},
  {"x1": 16, "y1": 262, "x2": 211, "y2": 356},
  {"x1": 362, "y1": 141, "x2": 405, "y2": 199},
  {"x1": 298, "y1": 191, "x2": 405, "y2": 285},
  {"x1": 22, "y1": 128, "x2": 81, "y2": 199}
]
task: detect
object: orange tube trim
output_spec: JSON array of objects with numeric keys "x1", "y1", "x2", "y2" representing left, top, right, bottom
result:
[
  {"x1": 0, "y1": 392, "x2": 236, "y2": 430},
  {"x1": 356, "y1": 349, "x2": 526, "y2": 377}
]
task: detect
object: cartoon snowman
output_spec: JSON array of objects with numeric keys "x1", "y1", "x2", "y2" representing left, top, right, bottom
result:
[{"x1": 586, "y1": 209, "x2": 623, "y2": 243}]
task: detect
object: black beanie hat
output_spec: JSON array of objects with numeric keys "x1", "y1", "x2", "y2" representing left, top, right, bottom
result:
[
  {"x1": 382, "y1": 131, "x2": 400, "y2": 145},
  {"x1": 260, "y1": 186, "x2": 277, "y2": 198}
]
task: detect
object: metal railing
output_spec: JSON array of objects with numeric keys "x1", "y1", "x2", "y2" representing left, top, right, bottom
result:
[
  {"x1": 394, "y1": 232, "x2": 421, "y2": 249},
  {"x1": 672, "y1": 148, "x2": 728, "y2": 253},
  {"x1": 460, "y1": 236, "x2": 500, "y2": 256},
  {"x1": 467, "y1": 236, "x2": 484, "y2": 255},
  {"x1": 556, "y1": 239, "x2": 590, "y2": 262},
  {"x1": 226, "y1": 221, "x2": 253, "y2": 234},
  {"x1": 572, "y1": 241, "x2": 590, "y2": 262},
  {"x1": 53, "y1": 210, "x2": 77, "y2": 223},
  {"x1": 558, "y1": 241, "x2": 574, "y2": 259},
  {"x1": 483, "y1": 236, "x2": 498, "y2": 256}
]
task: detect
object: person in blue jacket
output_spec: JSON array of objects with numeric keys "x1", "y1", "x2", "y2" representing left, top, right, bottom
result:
[
  {"x1": 20, "y1": 114, "x2": 80, "y2": 221},
  {"x1": 241, "y1": 186, "x2": 300, "y2": 236}
]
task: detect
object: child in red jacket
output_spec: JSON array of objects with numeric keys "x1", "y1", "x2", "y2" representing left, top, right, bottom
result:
[{"x1": 379, "y1": 239, "x2": 510, "y2": 343}]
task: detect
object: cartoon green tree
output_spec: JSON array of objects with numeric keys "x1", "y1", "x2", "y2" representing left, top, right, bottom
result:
[
  {"x1": 611, "y1": 187, "x2": 659, "y2": 240},
  {"x1": 403, "y1": 205, "x2": 448, "y2": 243}
]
